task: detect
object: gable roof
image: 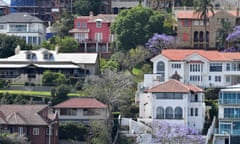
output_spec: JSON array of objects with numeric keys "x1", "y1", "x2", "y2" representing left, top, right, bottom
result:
[
  {"x1": 0, "y1": 105, "x2": 50, "y2": 125},
  {"x1": 155, "y1": 49, "x2": 240, "y2": 61},
  {"x1": 54, "y1": 98, "x2": 107, "y2": 109},
  {"x1": 146, "y1": 79, "x2": 204, "y2": 93},
  {"x1": 0, "y1": 13, "x2": 43, "y2": 23},
  {"x1": 76, "y1": 14, "x2": 117, "y2": 23}
]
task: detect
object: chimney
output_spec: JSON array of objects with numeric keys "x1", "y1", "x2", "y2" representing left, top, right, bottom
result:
[{"x1": 89, "y1": 11, "x2": 93, "y2": 17}]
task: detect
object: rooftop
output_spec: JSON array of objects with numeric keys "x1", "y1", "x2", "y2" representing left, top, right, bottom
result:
[
  {"x1": 0, "y1": 12, "x2": 43, "y2": 23},
  {"x1": 54, "y1": 98, "x2": 107, "y2": 109}
]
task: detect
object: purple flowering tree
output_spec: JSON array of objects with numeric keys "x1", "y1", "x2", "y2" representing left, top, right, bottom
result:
[
  {"x1": 145, "y1": 33, "x2": 175, "y2": 55},
  {"x1": 225, "y1": 25, "x2": 240, "y2": 51},
  {"x1": 152, "y1": 121, "x2": 205, "y2": 144}
]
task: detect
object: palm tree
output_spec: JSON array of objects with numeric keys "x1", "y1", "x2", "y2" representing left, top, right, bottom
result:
[
  {"x1": 194, "y1": 0, "x2": 215, "y2": 49},
  {"x1": 216, "y1": 19, "x2": 233, "y2": 50}
]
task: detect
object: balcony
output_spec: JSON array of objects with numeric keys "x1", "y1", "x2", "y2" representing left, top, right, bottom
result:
[{"x1": 112, "y1": 0, "x2": 138, "y2": 8}]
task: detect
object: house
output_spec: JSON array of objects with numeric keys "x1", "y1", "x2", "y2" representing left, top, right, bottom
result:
[
  {"x1": 54, "y1": 98, "x2": 108, "y2": 124},
  {"x1": 0, "y1": 104, "x2": 58, "y2": 144},
  {"x1": 144, "y1": 49, "x2": 240, "y2": 88},
  {"x1": 213, "y1": 84, "x2": 240, "y2": 144},
  {"x1": 69, "y1": 12, "x2": 117, "y2": 54},
  {"x1": 138, "y1": 79, "x2": 206, "y2": 132},
  {"x1": 175, "y1": 9, "x2": 240, "y2": 49},
  {"x1": 0, "y1": 48, "x2": 99, "y2": 85},
  {"x1": 0, "y1": 12, "x2": 46, "y2": 45}
]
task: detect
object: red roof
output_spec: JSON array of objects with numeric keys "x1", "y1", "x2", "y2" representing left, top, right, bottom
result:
[
  {"x1": 76, "y1": 14, "x2": 117, "y2": 23},
  {"x1": 146, "y1": 79, "x2": 203, "y2": 93},
  {"x1": 157, "y1": 49, "x2": 240, "y2": 61},
  {"x1": 54, "y1": 98, "x2": 107, "y2": 109},
  {"x1": 176, "y1": 10, "x2": 238, "y2": 19}
]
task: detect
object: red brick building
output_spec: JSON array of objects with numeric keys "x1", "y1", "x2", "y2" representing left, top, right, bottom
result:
[
  {"x1": 69, "y1": 12, "x2": 117, "y2": 54},
  {"x1": 0, "y1": 105, "x2": 58, "y2": 144}
]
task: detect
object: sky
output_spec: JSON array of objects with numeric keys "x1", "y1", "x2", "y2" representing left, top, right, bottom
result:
[{"x1": 2, "y1": 0, "x2": 10, "y2": 5}]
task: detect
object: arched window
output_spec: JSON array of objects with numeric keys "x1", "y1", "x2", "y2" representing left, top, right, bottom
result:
[
  {"x1": 194, "y1": 31, "x2": 198, "y2": 42},
  {"x1": 175, "y1": 107, "x2": 183, "y2": 119},
  {"x1": 199, "y1": 31, "x2": 204, "y2": 41},
  {"x1": 156, "y1": 107, "x2": 164, "y2": 119},
  {"x1": 166, "y1": 107, "x2": 173, "y2": 119},
  {"x1": 157, "y1": 61, "x2": 165, "y2": 81}
]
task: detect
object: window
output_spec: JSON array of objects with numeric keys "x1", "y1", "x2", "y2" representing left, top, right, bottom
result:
[
  {"x1": 33, "y1": 128, "x2": 39, "y2": 135},
  {"x1": 172, "y1": 64, "x2": 181, "y2": 69},
  {"x1": 183, "y1": 20, "x2": 190, "y2": 27},
  {"x1": 209, "y1": 76, "x2": 211, "y2": 81},
  {"x1": 190, "y1": 108, "x2": 194, "y2": 116},
  {"x1": 226, "y1": 76, "x2": 230, "y2": 83},
  {"x1": 175, "y1": 107, "x2": 183, "y2": 119},
  {"x1": 96, "y1": 20, "x2": 102, "y2": 28},
  {"x1": 226, "y1": 63, "x2": 231, "y2": 71},
  {"x1": 209, "y1": 63, "x2": 222, "y2": 72},
  {"x1": 165, "y1": 107, "x2": 173, "y2": 119},
  {"x1": 83, "y1": 108, "x2": 100, "y2": 115},
  {"x1": 155, "y1": 93, "x2": 183, "y2": 99},
  {"x1": 157, "y1": 61, "x2": 165, "y2": 81},
  {"x1": 82, "y1": 22, "x2": 87, "y2": 28},
  {"x1": 215, "y1": 76, "x2": 221, "y2": 82},
  {"x1": 190, "y1": 64, "x2": 201, "y2": 72},
  {"x1": 18, "y1": 127, "x2": 23, "y2": 136},
  {"x1": 156, "y1": 107, "x2": 164, "y2": 119},
  {"x1": 195, "y1": 108, "x2": 198, "y2": 116},
  {"x1": 219, "y1": 123, "x2": 231, "y2": 134},
  {"x1": 190, "y1": 75, "x2": 201, "y2": 82},
  {"x1": 60, "y1": 108, "x2": 77, "y2": 116},
  {"x1": 193, "y1": 20, "x2": 199, "y2": 26},
  {"x1": 76, "y1": 22, "x2": 81, "y2": 28},
  {"x1": 0, "y1": 24, "x2": 4, "y2": 30},
  {"x1": 95, "y1": 32, "x2": 103, "y2": 42},
  {"x1": 75, "y1": 33, "x2": 88, "y2": 42},
  {"x1": 9, "y1": 24, "x2": 27, "y2": 32}
]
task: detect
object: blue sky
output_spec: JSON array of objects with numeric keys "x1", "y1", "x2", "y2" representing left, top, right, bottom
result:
[{"x1": 3, "y1": 0, "x2": 10, "y2": 5}]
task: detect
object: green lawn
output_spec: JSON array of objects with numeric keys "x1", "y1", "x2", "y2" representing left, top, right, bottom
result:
[{"x1": 0, "y1": 90, "x2": 85, "y2": 98}]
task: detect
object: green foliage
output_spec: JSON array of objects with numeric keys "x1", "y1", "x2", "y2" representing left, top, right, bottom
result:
[
  {"x1": 116, "y1": 134, "x2": 135, "y2": 144},
  {"x1": 59, "y1": 122, "x2": 87, "y2": 141},
  {"x1": 41, "y1": 36, "x2": 78, "y2": 53},
  {"x1": 52, "y1": 10, "x2": 73, "y2": 37},
  {"x1": 111, "y1": 6, "x2": 174, "y2": 51},
  {"x1": 42, "y1": 70, "x2": 68, "y2": 86},
  {"x1": 0, "y1": 34, "x2": 32, "y2": 58},
  {"x1": 13, "y1": 95, "x2": 28, "y2": 104},
  {"x1": 73, "y1": 0, "x2": 100, "y2": 16},
  {"x1": 0, "y1": 133, "x2": 29, "y2": 144},
  {"x1": 100, "y1": 58, "x2": 119, "y2": 72},
  {"x1": 205, "y1": 88, "x2": 220, "y2": 100},
  {"x1": 52, "y1": 84, "x2": 70, "y2": 105},
  {"x1": 88, "y1": 121, "x2": 109, "y2": 144},
  {"x1": 0, "y1": 79, "x2": 9, "y2": 89}
]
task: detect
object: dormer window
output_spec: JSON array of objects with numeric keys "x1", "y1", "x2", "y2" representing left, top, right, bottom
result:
[
  {"x1": 43, "y1": 52, "x2": 53, "y2": 60},
  {"x1": 26, "y1": 52, "x2": 36, "y2": 60},
  {"x1": 96, "y1": 19, "x2": 102, "y2": 28}
]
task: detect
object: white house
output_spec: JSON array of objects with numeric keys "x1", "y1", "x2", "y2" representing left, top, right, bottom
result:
[
  {"x1": 213, "y1": 84, "x2": 240, "y2": 144},
  {"x1": 0, "y1": 12, "x2": 46, "y2": 45},
  {"x1": 139, "y1": 79, "x2": 206, "y2": 132},
  {"x1": 54, "y1": 98, "x2": 108, "y2": 124},
  {"x1": 144, "y1": 49, "x2": 240, "y2": 88},
  {"x1": 0, "y1": 48, "x2": 99, "y2": 84}
]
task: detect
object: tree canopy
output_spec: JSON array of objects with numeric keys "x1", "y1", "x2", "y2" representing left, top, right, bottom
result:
[
  {"x1": 0, "y1": 34, "x2": 32, "y2": 58},
  {"x1": 111, "y1": 5, "x2": 174, "y2": 51},
  {"x1": 73, "y1": 0, "x2": 100, "y2": 16}
]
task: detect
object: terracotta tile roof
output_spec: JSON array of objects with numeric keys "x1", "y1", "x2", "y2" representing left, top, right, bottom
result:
[
  {"x1": 157, "y1": 49, "x2": 240, "y2": 61},
  {"x1": 176, "y1": 11, "x2": 213, "y2": 19},
  {"x1": 176, "y1": 10, "x2": 238, "y2": 19},
  {"x1": 54, "y1": 98, "x2": 107, "y2": 109},
  {"x1": 0, "y1": 105, "x2": 50, "y2": 125},
  {"x1": 76, "y1": 14, "x2": 117, "y2": 23},
  {"x1": 146, "y1": 79, "x2": 204, "y2": 93}
]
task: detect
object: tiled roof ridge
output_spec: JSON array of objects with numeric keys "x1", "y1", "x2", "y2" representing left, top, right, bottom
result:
[{"x1": 6, "y1": 112, "x2": 27, "y2": 124}]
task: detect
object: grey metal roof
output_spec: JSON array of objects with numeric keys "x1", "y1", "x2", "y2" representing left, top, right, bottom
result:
[{"x1": 0, "y1": 12, "x2": 43, "y2": 23}]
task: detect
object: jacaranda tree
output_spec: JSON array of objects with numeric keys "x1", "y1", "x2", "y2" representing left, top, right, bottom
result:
[
  {"x1": 225, "y1": 25, "x2": 240, "y2": 51},
  {"x1": 153, "y1": 121, "x2": 204, "y2": 144},
  {"x1": 145, "y1": 33, "x2": 175, "y2": 55}
]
